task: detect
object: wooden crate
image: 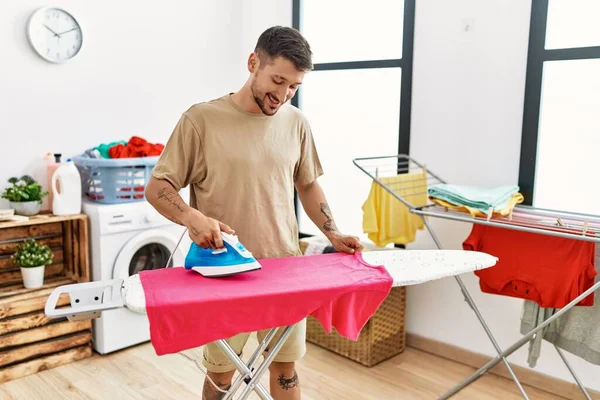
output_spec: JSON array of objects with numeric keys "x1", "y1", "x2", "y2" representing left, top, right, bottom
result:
[
  {"x1": 306, "y1": 286, "x2": 406, "y2": 367},
  {"x1": 0, "y1": 213, "x2": 92, "y2": 383}
]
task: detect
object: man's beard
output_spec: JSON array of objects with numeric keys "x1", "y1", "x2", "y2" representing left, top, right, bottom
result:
[{"x1": 251, "y1": 82, "x2": 277, "y2": 116}]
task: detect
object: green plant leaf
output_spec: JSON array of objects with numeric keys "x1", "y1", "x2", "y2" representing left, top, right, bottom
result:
[
  {"x1": 2, "y1": 176, "x2": 47, "y2": 202},
  {"x1": 11, "y1": 239, "x2": 53, "y2": 268}
]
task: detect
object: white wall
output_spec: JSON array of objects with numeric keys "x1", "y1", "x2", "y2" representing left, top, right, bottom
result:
[
  {"x1": 0, "y1": 0, "x2": 246, "y2": 210},
  {"x1": 408, "y1": 0, "x2": 600, "y2": 392},
  {"x1": 239, "y1": 0, "x2": 292, "y2": 66}
]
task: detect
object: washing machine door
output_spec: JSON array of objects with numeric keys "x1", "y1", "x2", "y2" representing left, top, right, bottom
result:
[{"x1": 112, "y1": 229, "x2": 186, "y2": 280}]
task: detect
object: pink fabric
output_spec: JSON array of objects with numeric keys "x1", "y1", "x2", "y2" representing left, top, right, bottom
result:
[{"x1": 139, "y1": 252, "x2": 393, "y2": 355}]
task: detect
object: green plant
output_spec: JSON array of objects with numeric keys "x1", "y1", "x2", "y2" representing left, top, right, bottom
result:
[
  {"x1": 1, "y1": 175, "x2": 48, "y2": 203},
  {"x1": 11, "y1": 239, "x2": 53, "y2": 268}
]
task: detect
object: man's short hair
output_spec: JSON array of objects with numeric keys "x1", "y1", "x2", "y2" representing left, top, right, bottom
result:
[{"x1": 254, "y1": 26, "x2": 313, "y2": 71}]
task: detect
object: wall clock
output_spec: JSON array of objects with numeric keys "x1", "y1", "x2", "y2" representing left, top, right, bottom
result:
[{"x1": 26, "y1": 7, "x2": 83, "y2": 63}]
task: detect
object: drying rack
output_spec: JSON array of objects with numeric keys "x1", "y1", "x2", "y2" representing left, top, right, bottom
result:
[{"x1": 353, "y1": 154, "x2": 600, "y2": 400}]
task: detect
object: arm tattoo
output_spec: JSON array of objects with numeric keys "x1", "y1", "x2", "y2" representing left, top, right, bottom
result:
[
  {"x1": 165, "y1": 215, "x2": 183, "y2": 226},
  {"x1": 157, "y1": 187, "x2": 185, "y2": 213},
  {"x1": 319, "y1": 203, "x2": 338, "y2": 232},
  {"x1": 277, "y1": 371, "x2": 300, "y2": 390}
]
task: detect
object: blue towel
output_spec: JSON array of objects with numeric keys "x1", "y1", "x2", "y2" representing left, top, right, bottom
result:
[{"x1": 428, "y1": 184, "x2": 519, "y2": 214}]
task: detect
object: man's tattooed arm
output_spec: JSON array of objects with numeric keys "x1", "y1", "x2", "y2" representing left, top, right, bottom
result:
[
  {"x1": 156, "y1": 187, "x2": 186, "y2": 225},
  {"x1": 145, "y1": 177, "x2": 191, "y2": 227},
  {"x1": 295, "y1": 180, "x2": 341, "y2": 239},
  {"x1": 319, "y1": 202, "x2": 339, "y2": 234}
]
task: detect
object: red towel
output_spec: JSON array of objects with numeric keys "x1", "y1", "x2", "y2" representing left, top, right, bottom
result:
[
  {"x1": 108, "y1": 136, "x2": 164, "y2": 158},
  {"x1": 139, "y1": 252, "x2": 393, "y2": 355}
]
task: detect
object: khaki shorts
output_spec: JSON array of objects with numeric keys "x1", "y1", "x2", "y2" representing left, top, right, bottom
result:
[{"x1": 202, "y1": 318, "x2": 307, "y2": 373}]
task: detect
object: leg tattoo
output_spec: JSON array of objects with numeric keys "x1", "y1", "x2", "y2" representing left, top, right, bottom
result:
[
  {"x1": 277, "y1": 371, "x2": 300, "y2": 390},
  {"x1": 319, "y1": 203, "x2": 338, "y2": 233},
  {"x1": 202, "y1": 378, "x2": 231, "y2": 400}
]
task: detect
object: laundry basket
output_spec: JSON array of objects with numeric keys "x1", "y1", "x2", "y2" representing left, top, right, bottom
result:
[{"x1": 72, "y1": 155, "x2": 159, "y2": 204}]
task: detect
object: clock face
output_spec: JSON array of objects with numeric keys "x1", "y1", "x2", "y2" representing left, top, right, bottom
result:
[{"x1": 27, "y1": 7, "x2": 82, "y2": 63}]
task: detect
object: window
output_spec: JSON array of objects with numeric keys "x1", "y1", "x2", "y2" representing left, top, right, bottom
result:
[
  {"x1": 293, "y1": 0, "x2": 416, "y2": 238},
  {"x1": 519, "y1": 0, "x2": 600, "y2": 215}
]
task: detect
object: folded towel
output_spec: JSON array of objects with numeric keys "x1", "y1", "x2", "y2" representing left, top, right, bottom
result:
[
  {"x1": 428, "y1": 184, "x2": 519, "y2": 215},
  {"x1": 431, "y1": 192, "x2": 524, "y2": 218}
]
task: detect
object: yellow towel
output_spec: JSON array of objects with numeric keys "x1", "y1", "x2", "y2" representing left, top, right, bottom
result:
[
  {"x1": 362, "y1": 171, "x2": 427, "y2": 247},
  {"x1": 430, "y1": 192, "x2": 524, "y2": 218}
]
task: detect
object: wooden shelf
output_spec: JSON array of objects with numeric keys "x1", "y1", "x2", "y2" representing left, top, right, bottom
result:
[
  {"x1": 0, "y1": 213, "x2": 92, "y2": 383},
  {"x1": 0, "y1": 213, "x2": 89, "y2": 286},
  {"x1": 0, "y1": 212, "x2": 87, "y2": 229}
]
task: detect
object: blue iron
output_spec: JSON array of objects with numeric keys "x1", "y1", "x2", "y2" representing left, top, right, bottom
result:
[{"x1": 184, "y1": 232, "x2": 262, "y2": 277}]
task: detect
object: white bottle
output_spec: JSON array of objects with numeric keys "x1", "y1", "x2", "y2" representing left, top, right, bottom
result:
[{"x1": 52, "y1": 159, "x2": 82, "y2": 216}]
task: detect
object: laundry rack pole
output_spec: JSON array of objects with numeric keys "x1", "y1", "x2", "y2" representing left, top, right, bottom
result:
[{"x1": 352, "y1": 154, "x2": 600, "y2": 400}]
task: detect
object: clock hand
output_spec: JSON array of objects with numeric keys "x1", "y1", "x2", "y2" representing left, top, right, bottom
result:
[
  {"x1": 56, "y1": 27, "x2": 79, "y2": 35},
  {"x1": 44, "y1": 24, "x2": 59, "y2": 36}
]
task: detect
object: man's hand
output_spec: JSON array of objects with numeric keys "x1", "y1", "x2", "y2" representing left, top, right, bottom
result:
[
  {"x1": 327, "y1": 232, "x2": 364, "y2": 254},
  {"x1": 145, "y1": 177, "x2": 235, "y2": 249},
  {"x1": 184, "y1": 209, "x2": 235, "y2": 249}
]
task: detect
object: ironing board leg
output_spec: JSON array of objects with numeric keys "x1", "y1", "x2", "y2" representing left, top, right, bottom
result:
[
  {"x1": 214, "y1": 340, "x2": 272, "y2": 400},
  {"x1": 439, "y1": 279, "x2": 600, "y2": 399},
  {"x1": 236, "y1": 325, "x2": 296, "y2": 400},
  {"x1": 215, "y1": 325, "x2": 296, "y2": 400},
  {"x1": 421, "y1": 217, "x2": 529, "y2": 400},
  {"x1": 223, "y1": 328, "x2": 280, "y2": 400}
]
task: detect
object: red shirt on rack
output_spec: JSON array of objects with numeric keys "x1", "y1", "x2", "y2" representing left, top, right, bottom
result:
[{"x1": 463, "y1": 224, "x2": 596, "y2": 308}]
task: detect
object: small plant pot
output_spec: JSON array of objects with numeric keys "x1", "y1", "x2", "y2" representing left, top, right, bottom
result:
[
  {"x1": 9, "y1": 201, "x2": 41, "y2": 216},
  {"x1": 21, "y1": 265, "x2": 45, "y2": 289}
]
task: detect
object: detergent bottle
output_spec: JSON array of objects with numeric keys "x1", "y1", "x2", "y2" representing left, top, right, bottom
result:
[
  {"x1": 45, "y1": 153, "x2": 61, "y2": 211},
  {"x1": 51, "y1": 159, "x2": 82, "y2": 216}
]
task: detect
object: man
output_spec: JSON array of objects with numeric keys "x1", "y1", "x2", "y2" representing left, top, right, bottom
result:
[{"x1": 145, "y1": 25, "x2": 363, "y2": 400}]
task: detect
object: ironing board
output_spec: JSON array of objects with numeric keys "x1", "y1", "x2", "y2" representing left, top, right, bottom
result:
[{"x1": 44, "y1": 249, "x2": 497, "y2": 400}]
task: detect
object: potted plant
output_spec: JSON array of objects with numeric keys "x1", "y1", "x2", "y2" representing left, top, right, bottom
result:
[
  {"x1": 1, "y1": 175, "x2": 49, "y2": 216},
  {"x1": 11, "y1": 239, "x2": 53, "y2": 289}
]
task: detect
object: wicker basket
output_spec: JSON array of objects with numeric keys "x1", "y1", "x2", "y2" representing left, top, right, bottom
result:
[{"x1": 306, "y1": 285, "x2": 406, "y2": 367}]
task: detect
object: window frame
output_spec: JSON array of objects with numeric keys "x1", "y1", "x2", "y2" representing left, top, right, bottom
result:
[
  {"x1": 519, "y1": 0, "x2": 600, "y2": 206},
  {"x1": 292, "y1": 0, "x2": 416, "y2": 236}
]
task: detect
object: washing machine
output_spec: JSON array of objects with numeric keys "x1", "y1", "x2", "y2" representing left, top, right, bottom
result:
[{"x1": 83, "y1": 198, "x2": 192, "y2": 354}]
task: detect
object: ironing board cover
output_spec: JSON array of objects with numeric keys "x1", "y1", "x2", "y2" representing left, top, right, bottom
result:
[{"x1": 139, "y1": 252, "x2": 393, "y2": 355}]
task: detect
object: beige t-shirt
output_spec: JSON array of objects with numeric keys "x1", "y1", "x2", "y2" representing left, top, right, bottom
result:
[{"x1": 152, "y1": 94, "x2": 323, "y2": 259}]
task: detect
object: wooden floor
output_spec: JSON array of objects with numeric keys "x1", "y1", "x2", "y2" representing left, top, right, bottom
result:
[{"x1": 0, "y1": 338, "x2": 568, "y2": 400}]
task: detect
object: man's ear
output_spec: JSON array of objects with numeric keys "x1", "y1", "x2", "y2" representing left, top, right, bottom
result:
[{"x1": 248, "y1": 53, "x2": 259, "y2": 73}]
